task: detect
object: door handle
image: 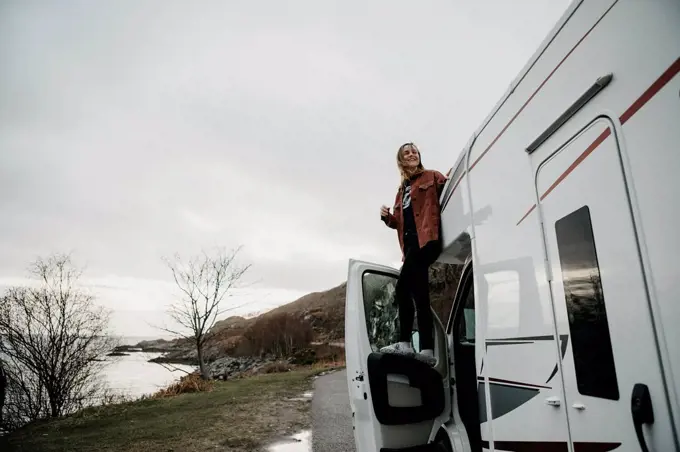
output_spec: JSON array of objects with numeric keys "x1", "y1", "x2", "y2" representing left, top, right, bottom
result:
[
  {"x1": 545, "y1": 396, "x2": 561, "y2": 407},
  {"x1": 631, "y1": 383, "x2": 654, "y2": 452}
]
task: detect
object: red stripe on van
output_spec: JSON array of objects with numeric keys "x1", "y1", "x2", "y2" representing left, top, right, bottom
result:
[
  {"x1": 621, "y1": 57, "x2": 680, "y2": 124},
  {"x1": 516, "y1": 204, "x2": 537, "y2": 227},
  {"x1": 449, "y1": 171, "x2": 467, "y2": 196},
  {"x1": 517, "y1": 56, "x2": 680, "y2": 226},
  {"x1": 468, "y1": 1, "x2": 619, "y2": 173},
  {"x1": 539, "y1": 128, "x2": 611, "y2": 201}
]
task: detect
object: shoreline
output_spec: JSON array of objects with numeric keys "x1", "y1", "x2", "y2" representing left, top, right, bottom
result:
[{"x1": 110, "y1": 338, "x2": 346, "y2": 375}]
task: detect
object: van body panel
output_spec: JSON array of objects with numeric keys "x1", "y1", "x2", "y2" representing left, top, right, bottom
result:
[
  {"x1": 439, "y1": 166, "x2": 473, "y2": 266},
  {"x1": 348, "y1": 1, "x2": 680, "y2": 450},
  {"x1": 466, "y1": 103, "x2": 571, "y2": 448},
  {"x1": 624, "y1": 75, "x2": 680, "y2": 432},
  {"x1": 462, "y1": 0, "x2": 680, "y2": 443}
]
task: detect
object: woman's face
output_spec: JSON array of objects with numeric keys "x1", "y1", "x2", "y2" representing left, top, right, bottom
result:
[{"x1": 401, "y1": 145, "x2": 420, "y2": 168}]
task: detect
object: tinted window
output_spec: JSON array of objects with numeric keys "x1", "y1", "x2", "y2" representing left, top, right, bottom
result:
[
  {"x1": 361, "y1": 272, "x2": 400, "y2": 352},
  {"x1": 457, "y1": 287, "x2": 475, "y2": 344},
  {"x1": 555, "y1": 205, "x2": 619, "y2": 400}
]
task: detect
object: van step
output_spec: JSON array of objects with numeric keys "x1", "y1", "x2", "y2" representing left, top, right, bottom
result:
[{"x1": 381, "y1": 443, "x2": 443, "y2": 452}]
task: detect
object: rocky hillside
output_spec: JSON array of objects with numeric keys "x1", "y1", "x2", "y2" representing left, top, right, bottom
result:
[{"x1": 134, "y1": 261, "x2": 463, "y2": 366}]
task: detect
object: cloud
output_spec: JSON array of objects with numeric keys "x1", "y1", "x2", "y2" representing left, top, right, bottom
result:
[{"x1": 0, "y1": 0, "x2": 570, "y2": 336}]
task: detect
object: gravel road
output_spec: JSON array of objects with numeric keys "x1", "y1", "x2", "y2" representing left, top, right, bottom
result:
[{"x1": 311, "y1": 369, "x2": 356, "y2": 452}]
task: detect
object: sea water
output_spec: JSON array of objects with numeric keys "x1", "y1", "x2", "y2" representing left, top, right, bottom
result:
[{"x1": 102, "y1": 351, "x2": 197, "y2": 400}]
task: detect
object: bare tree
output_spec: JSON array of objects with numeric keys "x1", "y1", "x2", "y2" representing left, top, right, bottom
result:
[
  {"x1": 162, "y1": 246, "x2": 251, "y2": 379},
  {"x1": 0, "y1": 253, "x2": 116, "y2": 431}
]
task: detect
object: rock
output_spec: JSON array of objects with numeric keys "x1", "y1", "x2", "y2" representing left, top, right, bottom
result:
[
  {"x1": 134, "y1": 338, "x2": 183, "y2": 353},
  {"x1": 111, "y1": 345, "x2": 143, "y2": 353},
  {"x1": 207, "y1": 355, "x2": 280, "y2": 380}
]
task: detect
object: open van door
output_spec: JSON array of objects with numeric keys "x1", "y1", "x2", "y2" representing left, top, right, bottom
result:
[{"x1": 345, "y1": 259, "x2": 452, "y2": 452}]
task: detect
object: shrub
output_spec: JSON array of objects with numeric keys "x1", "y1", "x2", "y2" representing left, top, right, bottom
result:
[
  {"x1": 218, "y1": 335, "x2": 257, "y2": 357},
  {"x1": 311, "y1": 357, "x2": 346, "y2": 371},
  {"x1": 151, "y1": 373, "x2": 214, "y2": 399},
  {"x1": 261, "y1": 361, "x2": 292, "y2": 374},
  {"x1": 243, "y1": 312, "x2": 313, "y2": 357}
]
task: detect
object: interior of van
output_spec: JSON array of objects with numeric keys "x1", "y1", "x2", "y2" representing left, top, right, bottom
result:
[{"x1": 447, "y1": 266, "x2": 482, "y2": 452}]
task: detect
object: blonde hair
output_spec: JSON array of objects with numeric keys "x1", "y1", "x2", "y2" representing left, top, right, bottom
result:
[{"x1": 396, "y1": 142, "x2": 425, "y2": 183}]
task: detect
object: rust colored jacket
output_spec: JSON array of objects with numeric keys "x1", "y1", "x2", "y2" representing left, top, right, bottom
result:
[{"x1": 382, "y1": 169, "x2": 448, "y2": 259}]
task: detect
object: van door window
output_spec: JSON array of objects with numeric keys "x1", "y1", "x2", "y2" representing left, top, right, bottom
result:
[
  {"x1": 361, "y1": 271, "x2": 399, "y2": 352},
  {"x1": 485, "y1": 271, "x2": 520, "y2": 338},
  {"x1": 457, "y1": 288, "x2": 475, "y2": 344},
  {"x1": 555, "y1": 205, "x2": 619, "y2": 400}
]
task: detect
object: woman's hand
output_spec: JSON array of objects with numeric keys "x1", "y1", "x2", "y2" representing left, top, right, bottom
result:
[{"x1": 381, "y1": 205, "x2": 397, "y2": 230}]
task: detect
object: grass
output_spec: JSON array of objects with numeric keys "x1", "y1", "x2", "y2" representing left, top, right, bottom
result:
[{"x1": 2, "y1": 367, "x2": 337, "y2": 452}]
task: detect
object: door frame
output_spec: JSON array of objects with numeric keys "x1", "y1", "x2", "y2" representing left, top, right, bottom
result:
[{"x1": 345, "y1": 258, "x2": 452, "y2": 451}]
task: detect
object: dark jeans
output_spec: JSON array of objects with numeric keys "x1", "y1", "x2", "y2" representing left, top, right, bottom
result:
[{"x1": 396, "y1": 233, "x2": 442, "y2": 350}]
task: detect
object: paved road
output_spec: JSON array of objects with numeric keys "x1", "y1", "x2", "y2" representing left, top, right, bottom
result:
[{"x1": 311, "y1": 369, "x2": 356, "y2": 452}]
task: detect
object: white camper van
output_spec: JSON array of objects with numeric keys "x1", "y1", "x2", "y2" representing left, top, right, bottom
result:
[{"x1": 345, "y1": 1, "x2": 680, "y2": 451}]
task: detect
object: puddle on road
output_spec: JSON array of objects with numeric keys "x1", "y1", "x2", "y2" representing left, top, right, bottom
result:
[
  {"x1": 286, "y1": 391, "x2": 313, "y2": 402},
  {"x1": 267, "y1": 430, "x2": 311, "y2": 452}
]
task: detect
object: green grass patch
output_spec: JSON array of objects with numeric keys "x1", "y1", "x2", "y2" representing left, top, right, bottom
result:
[{"x1": 2, "y1": 368, "x2": 324, "y2": 452}]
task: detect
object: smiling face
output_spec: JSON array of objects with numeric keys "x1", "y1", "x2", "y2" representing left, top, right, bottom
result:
[
  {"x1": 400, "y1": 144, "x2": 420, "y2": 168},
  {"x1": 397, "y1": 142, "x2": 424, "y2": 181}
]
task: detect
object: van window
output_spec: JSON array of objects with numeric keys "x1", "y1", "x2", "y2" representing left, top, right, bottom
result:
[
  {"x1": 485, "y1": 271, "x2": 520, "y2": 337},
  {"x1": 457, "y1": 287, "x2": 475, "y2": 344},
  {"x1": 555, "y1": 205, "x2": 619, "y2": 400},
  {"x1": 361, "y1": 271, "x2": 399, "y2": 352}
]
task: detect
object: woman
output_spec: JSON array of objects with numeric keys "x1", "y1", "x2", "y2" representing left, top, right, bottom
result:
[{"x1": 379, "y1": 142, "x2": 449, "y2": 365}]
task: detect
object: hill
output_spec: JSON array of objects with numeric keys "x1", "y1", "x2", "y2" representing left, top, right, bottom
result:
[
  {"x1": 213, "y1": 261, "x2": 462, "y2": 340},
  {"x1": 137, "y1": 262, "x2": 463, "y2": 364}
]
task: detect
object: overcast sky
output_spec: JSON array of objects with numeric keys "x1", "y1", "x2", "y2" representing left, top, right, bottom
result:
[{"x1": 1, "y1": 0, "x2": 570, "y2": 337}]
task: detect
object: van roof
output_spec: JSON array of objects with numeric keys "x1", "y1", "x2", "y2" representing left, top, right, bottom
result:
[{"x1": 455, "y1": 0, "x2": 580, "y2": 163}]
